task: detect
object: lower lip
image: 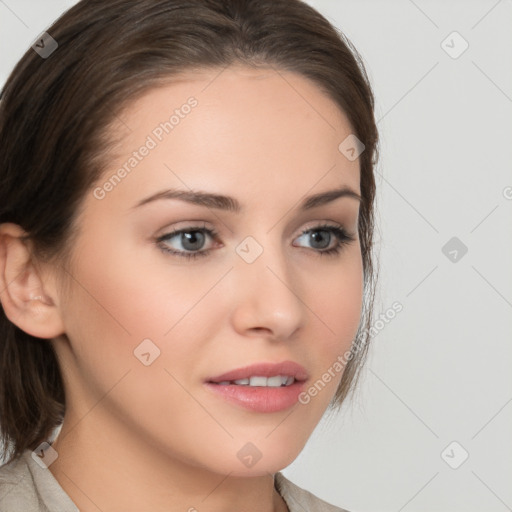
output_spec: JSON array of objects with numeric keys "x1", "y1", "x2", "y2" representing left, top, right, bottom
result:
[{"x1": 204, "y1": 381, "x2": 306, "y2": 413}]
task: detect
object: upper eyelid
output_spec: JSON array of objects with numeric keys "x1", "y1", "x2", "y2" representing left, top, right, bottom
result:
[
  {"x1": 157, "y1": 221, "x2": 355, "y2": 244},
  {"x1": 159, "y1": 220, "x2": 349, "y2": 236}
]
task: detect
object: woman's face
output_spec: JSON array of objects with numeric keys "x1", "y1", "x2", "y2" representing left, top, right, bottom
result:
[{"x1": 50, "y1": 65, "x2": 363, "y2": 476}]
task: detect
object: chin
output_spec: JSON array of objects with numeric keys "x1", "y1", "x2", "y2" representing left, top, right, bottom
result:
[{"x1": 212, "y1": 439, "x2": 305, "y2": 477}]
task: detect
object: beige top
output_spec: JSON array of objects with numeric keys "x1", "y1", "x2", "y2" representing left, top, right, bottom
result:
[{"x1": 0, "y1": 449, "x2": 350, "y2": 511}]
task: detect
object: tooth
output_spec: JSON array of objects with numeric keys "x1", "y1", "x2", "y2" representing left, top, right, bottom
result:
[
  {"x1": 280, "y1": 376, "x2": 288, "y2": 386},
  {"x1": 218, "y1": 381, "x2": 231, "y2": 386},
  {"x1": 266, "y1": 376, "x2": 282, "y2": 387},
  {"x1": 249, "y1": 376, "x2": 267, "y2": 387},
  {"x1": 285, "y1": 376, "x2": 295, "y2": 386},
  {"x1": 234, "y1": 378, "x2": 249, "y2": 385}
]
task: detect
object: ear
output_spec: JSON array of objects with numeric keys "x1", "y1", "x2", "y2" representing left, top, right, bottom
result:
[{"x1": 0, "y1": 222, "x2": 65, "y2": 339}]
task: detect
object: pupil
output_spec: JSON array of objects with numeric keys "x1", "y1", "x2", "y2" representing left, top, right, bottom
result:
[
  {"x1": 311, "y1": 230, "x2": 330, "y2": 249},
  {"x1": 182, "y1": 231, "x2": 204, "y2": 251}
]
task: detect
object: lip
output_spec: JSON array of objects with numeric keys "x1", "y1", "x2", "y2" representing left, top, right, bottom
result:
[
  {"x1": 205, "y1": 361, "x2": 309, "y2": 383},
  {"x1": 203, "y1": 361, "x2": 309, "y2": 413}
]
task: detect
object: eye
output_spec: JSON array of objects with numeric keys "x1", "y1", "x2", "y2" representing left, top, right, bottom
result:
[
  {"x1": 293, "y1": 223, "x2": 356, "y2": 257},
  {"x1": 155, "y1": 223, "x2": 217, "y2": 260},
  {"x1": 155, "y1": 223, "x2": 356, "y2": 260}
]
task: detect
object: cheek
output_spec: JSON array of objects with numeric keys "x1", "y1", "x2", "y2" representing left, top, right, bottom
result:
[
  {"x1": 58, "y1": 242, "x2": 208, "y2": 439},
  {"x1": 315, "y1": 251, "x2": 364, "y2": 348},
  {"x1": 306, "y1": 255, "x2": 363, "y2": 397},
  {"x1": 67, "y1": 228, "x2": 209, "y2": 337},
  {"x1": 290, "y1": 250, "x2": 363, "y2": 409},
  {"x1": 60, "y1": 233, "x2": 219, "y2": 384}
]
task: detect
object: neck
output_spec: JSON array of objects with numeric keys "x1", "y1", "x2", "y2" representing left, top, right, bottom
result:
[{"x1": 48, "y1": 409, "x2": 289, "y2": 512}]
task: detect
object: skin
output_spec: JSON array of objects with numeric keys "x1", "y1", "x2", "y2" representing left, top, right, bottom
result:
[{"x1": 0, "y1": 65, "x2": 363, "y2": 512}]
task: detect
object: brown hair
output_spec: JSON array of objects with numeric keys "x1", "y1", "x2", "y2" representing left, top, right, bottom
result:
[{"x1": 0, "y1": 0, "x2": 379, "y2": 465}]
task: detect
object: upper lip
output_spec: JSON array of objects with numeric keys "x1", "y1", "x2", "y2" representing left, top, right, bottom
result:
[{"x1": 206, "y1": 361, "x2": 309, "y2": 383}]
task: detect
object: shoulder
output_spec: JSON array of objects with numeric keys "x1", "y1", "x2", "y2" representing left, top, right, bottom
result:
[
  {"x1": 275, "y1": 472, "x2": 352, "y2": 512},
  {"x1": 0, "y1": 451, "x2": 42, "y2": 512},
  {"x1": 0, "y1": 450, "x2": 79, "y2": 512}
]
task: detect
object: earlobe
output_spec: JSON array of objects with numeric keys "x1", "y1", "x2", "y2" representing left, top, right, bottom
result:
[{"x1": 0, "y1": 222, "x2": 65, "y2": 340}]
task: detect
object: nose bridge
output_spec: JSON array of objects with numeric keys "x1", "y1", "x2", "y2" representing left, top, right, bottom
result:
[{"x1": 231, "y1": 231, "x2": 305, "y2": 337}]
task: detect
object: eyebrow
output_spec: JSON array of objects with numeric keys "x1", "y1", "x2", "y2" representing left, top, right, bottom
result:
[{"x1": 130, "y1": 185, "x2": 362, "y2": 213}]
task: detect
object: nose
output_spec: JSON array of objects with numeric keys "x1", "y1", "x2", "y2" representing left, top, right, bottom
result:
[{"x1": 229, "y1": 242, "x2": 306, "y2": 341}]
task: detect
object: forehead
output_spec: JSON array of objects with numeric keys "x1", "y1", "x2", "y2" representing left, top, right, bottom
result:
[{"x1": 93, "y1": 65, "x2": 361, "y2": 211}]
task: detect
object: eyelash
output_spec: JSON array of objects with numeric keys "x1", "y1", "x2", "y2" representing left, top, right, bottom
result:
[{"x1": 155, "y1": 223, "x2": 356, "y2": 260}]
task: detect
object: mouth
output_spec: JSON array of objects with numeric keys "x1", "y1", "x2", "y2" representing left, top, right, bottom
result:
[
  {"x1": 212, "y1": 375, "x2": 297, "y2": 387},
  {"x1": 204, "y1": 361, "x2": 309, "y2": 413},
  {"x1": 205, "y1": 360, "x2": 309, "y2": 384}
]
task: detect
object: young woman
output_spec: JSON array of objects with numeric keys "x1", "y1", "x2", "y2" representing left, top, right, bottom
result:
[{"x1": 0, "y1": 1, "x2": 379, "y2": 510}]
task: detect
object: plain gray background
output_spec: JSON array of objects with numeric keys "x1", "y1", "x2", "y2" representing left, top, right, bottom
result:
[{"x1": 1, "y1": 1, "x2": 511, "y2": 511}]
